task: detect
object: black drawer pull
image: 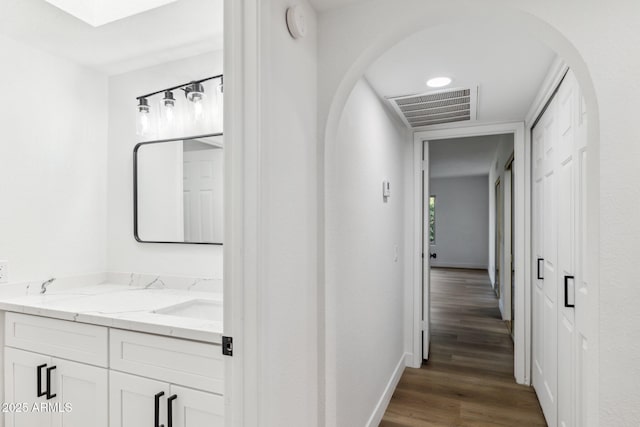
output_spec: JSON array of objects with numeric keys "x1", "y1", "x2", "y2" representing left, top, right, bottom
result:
[
  {"x1": 537, "y1": 258, "x2": 544, "y2": 280},
  {"x1": 564, "y1": 275, "x2": 575, "y2": 308},
  {"x1": 46, "y1": 366, "x2": 56, "y2": 400},
  {"x1": 155, "y1": 391, "x2": 165, "y2": 427},
  {"x1": 167, "y1": 394, "x2": 177, "y2": 427},
  {"x1": 36, "y1": 364, "x2": 47, "y2": 398}
]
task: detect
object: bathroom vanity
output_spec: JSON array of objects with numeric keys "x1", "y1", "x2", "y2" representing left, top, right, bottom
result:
[{"x1": 0, "y1": 284, "x2": 224, "y2": 427}]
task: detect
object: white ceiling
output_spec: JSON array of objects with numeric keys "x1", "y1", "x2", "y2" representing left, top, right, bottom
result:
[
  {"x1": 0, "y1": 0, "x2": 223, "y2": 75},
  {"x1": 43, "y1": 0, "x2": 179, "y2": 27},
  {"x1": 429, "y1": 135, "x2": 512, "y2": 179},
  {"x1": 365, "y1": 21, "x2": 556, "y2": 124}
]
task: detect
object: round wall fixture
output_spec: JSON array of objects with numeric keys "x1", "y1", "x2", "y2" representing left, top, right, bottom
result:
[{"x1": 286, "y1": 6, "x2": 306, "y2": 39}]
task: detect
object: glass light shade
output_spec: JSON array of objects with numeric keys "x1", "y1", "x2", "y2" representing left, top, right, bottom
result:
[{"x1": 136, "y1": 98, "x2": 151, "y2": 137}]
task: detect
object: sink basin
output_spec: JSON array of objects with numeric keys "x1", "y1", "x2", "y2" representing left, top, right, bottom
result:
[{"x1": 155, "y1": 299, "x2": 222, "y2": 321}]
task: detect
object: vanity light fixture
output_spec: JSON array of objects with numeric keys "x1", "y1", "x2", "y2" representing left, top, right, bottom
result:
[
  {"x1": 162, "y1": 91, "x2": 175, "y2": 121},
  {"x1": 137, "y1": 97, "x2": 150, "y2": 113},
  {"x1": 162, "y1": 90, "x2": 176, "y2": 108},
  {"x1": 135, "y1": 74, "x2": 223, "y2": 136},
  {"x1": 136, "y1": 97, "x2": 151, "y2": 136},
  {"x1": 426, "y1": 76, "x2": 452, "y2": 88},
  {"x1": 184, "y1": 81, "x2": 205, "y2": 102}
]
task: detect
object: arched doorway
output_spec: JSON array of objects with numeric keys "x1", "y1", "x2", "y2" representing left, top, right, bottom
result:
[{"x1": 320, "y1": 3, "x2": 600, "y2": 426}]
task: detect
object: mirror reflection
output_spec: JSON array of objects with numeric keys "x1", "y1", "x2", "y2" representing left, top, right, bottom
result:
[{"x1": 134, "y1": 134, "x2": 223, "y2": 244}]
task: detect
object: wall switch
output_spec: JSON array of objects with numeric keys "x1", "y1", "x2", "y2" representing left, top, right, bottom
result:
[{"x1": 0, "y1": 260, "x2": 8, "y2": 284}]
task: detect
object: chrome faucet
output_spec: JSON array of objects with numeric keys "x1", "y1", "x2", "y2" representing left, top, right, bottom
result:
[{"x1": 40, "y1": 277, "x2": 55, "y2": 294}]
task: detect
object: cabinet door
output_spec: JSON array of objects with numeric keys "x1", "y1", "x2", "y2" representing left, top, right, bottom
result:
[
  {"x1": 4, "y1": 348, "x2": 53, "y2": 427},
  {"x1": 109, "y1": 371, "x2": 169, "y2": 427},
  {"x1": 168, "y1": 385, "x2": 224, "y2": 427},
  {"x1": 51, "y1": 358, "x2": 108, "y2": 427}
]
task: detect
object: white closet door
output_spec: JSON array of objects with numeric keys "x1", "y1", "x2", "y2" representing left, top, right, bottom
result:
[
  {"x1": 572, "y1": 73, "x2": 590, "y2": 427},
  {"x1": 532, "y1": 117, "x2": 545, "y2": 401},
  {"x1": 532, "y1": 70, "x2": 590, "y2": 427},
  {"x1": 556, "y1": 74, "x2": 577, "y2": 427},
  {"x1": 534, "y1": 95, "x2": 560, "y2": 427}
]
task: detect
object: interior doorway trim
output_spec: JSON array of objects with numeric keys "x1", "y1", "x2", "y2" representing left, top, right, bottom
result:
[{"x1": 411, "y1": 121, "x2": 529, "y2": 385}]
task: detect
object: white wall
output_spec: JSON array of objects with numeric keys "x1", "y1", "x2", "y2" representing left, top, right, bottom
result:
[
  {"x1": 429, "y1": 175, "x2": 489, "y2": 269},
  {"x1": 0, "y1": 34, "x2": 108, "y2": 283},
  {"x1": 326, "y1": 78, "x2": 409, "y2": 426},
  {"x1": 487, "y1": 134, "x2": 514, "y2": 286},
  {"x1": 254, "y1": 1, "x2": 319, "y2": 425},
  {"x1": 107, "y1": 51, "x2": 223, "y2": 278}
]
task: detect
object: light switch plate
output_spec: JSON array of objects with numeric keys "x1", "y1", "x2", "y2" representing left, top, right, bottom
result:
[
  {"x1": 0, "y1": 260, "x2": 8, "y2": 284},
  {"x1": 382, "y1": 180, "x2": 391, "y2": 198}
]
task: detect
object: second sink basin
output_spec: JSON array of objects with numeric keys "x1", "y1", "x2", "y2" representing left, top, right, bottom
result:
[{"x1": 155, "y1": 299, "x2": 222, "y2": 322}]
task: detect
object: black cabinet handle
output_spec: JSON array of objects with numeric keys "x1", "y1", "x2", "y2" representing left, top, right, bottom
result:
[
  {"x1": 46, "y1": 366, "x2": 56, "y2": 400},
  {"x1": 430, "y1": 253, "x2": 437, "y2": 259},
  {"x1": 155, "y1": 391, "x2": 165, "y2": 427},
  {"x1": 167, "y1": 394, "x2": 177, "y2": 427},
  {"x1": 36, "y1": 364, "x2": 47, "y2": 398},
  {"x1": 537, "y1": 258, "x2": 544, "y2": 280},
  {"x1": 564, "y1": 275, "x2": 575, "y2": 307}
]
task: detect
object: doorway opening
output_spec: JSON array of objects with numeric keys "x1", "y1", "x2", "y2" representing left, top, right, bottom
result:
[{"x1": 321, "y1": 5, "x2": 600, "y2": 426}]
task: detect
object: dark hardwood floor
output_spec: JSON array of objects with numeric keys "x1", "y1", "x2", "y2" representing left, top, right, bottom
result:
[{"x1": 380, "y1": 268, "x2": 546, "y2": 427}]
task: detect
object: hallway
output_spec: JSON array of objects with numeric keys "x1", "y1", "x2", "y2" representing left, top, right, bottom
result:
[{"x1": 380, "y1": 268, "x2": 546, "y2": 426}]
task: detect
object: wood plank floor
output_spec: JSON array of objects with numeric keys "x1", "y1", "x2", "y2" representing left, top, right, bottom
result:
[{"x1": 380, "y1": 268, "x2": 546, "y2": 427}]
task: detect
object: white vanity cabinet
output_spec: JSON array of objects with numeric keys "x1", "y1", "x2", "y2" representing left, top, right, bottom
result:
[
  {"x1": 3, "y1": 312, "x2": 109, "y2": 427},
  {"x1": 2, "y1": 313, "x2": 223, "y2": 427},
  {"x1": 109, "y1": 372, "x2": 224, "y2": 427},
  {"x1": 4, "y1": 348, "x2": 54, "y2": 427},
  {"x1": 109, "y1": 329, "x2": 224, "y2": 427}
]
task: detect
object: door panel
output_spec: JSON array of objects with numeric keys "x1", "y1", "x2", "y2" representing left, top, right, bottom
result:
[
  {"x1": 109, "y1": 371, "x2": 170, "y2": 427},
  {"x1": 52, "y1": 358, "x2": 108, "y2": 427},
  {"x1": 169, "y1": 385, "x2": 224, "y2": 427},
  {"x1": 557, "y1": 80, "x2": 576, "y2": 427},
  {"x1": 422, "y1": 141, "x2": 430, "y2": 360},
  {"x1": 532, "y1": 70, "x2": 589, "y2": 427},
  {"x1": 4, "y1": 348, "x2": 52, "y2": 427}
]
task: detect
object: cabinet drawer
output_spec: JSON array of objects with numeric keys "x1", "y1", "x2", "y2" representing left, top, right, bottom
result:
[
  {"x1": 4, "y1": 313, "x2": 108, "y2": 367},
  {"x1": 109, "y1": 329, "x2": 223, "y2": 394}
]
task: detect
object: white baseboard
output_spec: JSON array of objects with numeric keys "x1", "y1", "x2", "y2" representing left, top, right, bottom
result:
[
  {"x1": 366, "y1": 352, "x2": 408, "y2": 427},
  {"x1": 431, "y1": 262, "x2": 488, "y2": 270}
]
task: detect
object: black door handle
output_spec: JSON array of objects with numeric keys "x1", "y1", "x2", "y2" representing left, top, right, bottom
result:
[
  {"x1": 155, "y1": 391, "x2": 165, "y2": 427},
  {"x1": 537, "y1": 258, "x2": 544, "y2": 280},
  {"x1": 46, "y1": 366, "x2": 57, "y2": 400},
  {"x1": 167, "y1": 394, "x2": 177, "y2": 427},
  {"x1": 36, "y1": 364, "x2": 47, "y2": 398},
  {"x1": 564, "y1": 275, "x2": 575, "y2": 307},
  {"x1": 430, "y1": 253, "x2": 437, "y2": 259}
]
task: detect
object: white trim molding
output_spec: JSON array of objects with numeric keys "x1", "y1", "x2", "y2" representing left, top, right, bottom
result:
[
  {"x1": 365, "y1": 352, "x2": 409, "y2": 427},
  {"x1": 412, "y1": 121, "x2": 530, "y2": 385},
  {"x1": 223, "y1": 1, "x2": 263, "y2": 425}
]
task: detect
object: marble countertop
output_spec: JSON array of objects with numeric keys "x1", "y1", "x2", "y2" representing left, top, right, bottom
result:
[{"x1": 0, "y1": 284, "x2": 223, "y2": 344}]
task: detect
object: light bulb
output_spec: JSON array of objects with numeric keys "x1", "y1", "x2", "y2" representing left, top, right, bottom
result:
[
  {"x1": 140, "y1": 113, "x2": 149, "y2": 133},
  {"x1": 162, "y1": 91, "x2": 175, "y2": 122},
  {"x1": 194, "y1": 100, "x2": 203, "y2": 120},
  {"x1": 136, "y1": 98, "x2": 151, "y2": 136}
]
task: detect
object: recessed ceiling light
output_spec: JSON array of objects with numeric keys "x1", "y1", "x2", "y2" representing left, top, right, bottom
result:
[{"x1": 426, "y1": 77, "x2": 452, "y2": 88}]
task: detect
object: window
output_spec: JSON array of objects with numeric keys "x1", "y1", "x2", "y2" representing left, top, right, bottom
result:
[{"x1": 429, "y1": 195, "x2": 436, "y2": 243}]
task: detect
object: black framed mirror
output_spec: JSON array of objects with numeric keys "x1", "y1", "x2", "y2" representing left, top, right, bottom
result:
[{"x1": 134, "y1": 133, "x2": 223, "y2": 244}]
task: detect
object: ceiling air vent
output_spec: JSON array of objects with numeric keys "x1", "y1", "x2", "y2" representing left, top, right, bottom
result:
[{"x1": 387, "y1": 87, "x2": 478, "y2": 129}]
